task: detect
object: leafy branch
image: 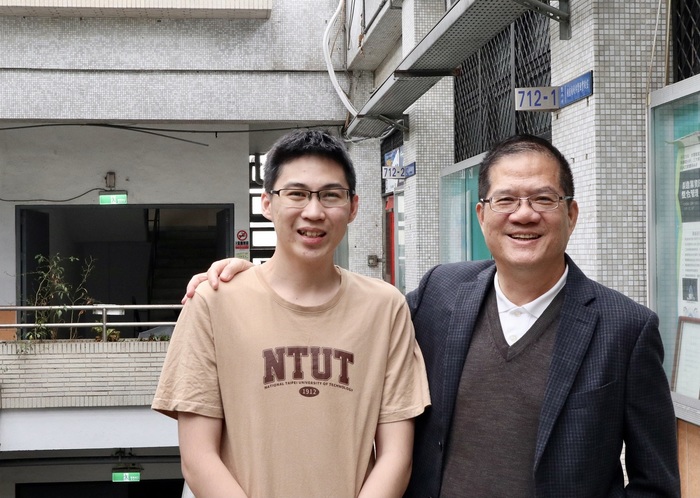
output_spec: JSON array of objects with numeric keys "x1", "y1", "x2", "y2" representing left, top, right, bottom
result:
[{"x1": 26, "y1": 254, "x2": 97, "y2": 340}]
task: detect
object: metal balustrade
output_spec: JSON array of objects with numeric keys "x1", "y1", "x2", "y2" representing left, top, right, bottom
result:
[{"x1": 0, "y1": 304, "x2": 183, "y2": 342}]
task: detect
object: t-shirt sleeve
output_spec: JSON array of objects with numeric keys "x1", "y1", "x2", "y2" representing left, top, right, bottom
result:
[
  {"x1": 151, "y1": 290, "x2": 224, "y2": 420},
  {"x1": 378, "y1": 299, "x2": 431, "y2": 424}
]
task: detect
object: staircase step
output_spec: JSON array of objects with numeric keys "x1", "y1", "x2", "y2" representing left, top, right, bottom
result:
[
  {"x1": 149, "y1": 226, "x2": 219, "y2": 311},
  {"x1": 157, "y1": 228, "x2": 217, "y2": 240},
  {"x1": 151, "y1": 288, "x2": 187, "y2": 303},
  {"x1": 154, "y1": 258, "x2": 213, "y2": 271}
]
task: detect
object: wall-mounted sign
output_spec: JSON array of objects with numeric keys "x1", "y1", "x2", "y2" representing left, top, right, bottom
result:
[
  {"x1": 515, "y1": 71, "x2": 594, "y2": 112},
  {"x1": 559, "y1": 71, "x2": 594, "y2": 107},
  {"x1": 112, "y1": 471, "x2": 141, "y2": 482},
  {"x1": 98, "y1": 190, "x2": 128, "y2": 205},
  {"x1": 404, "y1": 162, "x2": 416, "y2": 178},
  {"x1": 514, "y1": 87, "x2": 559, "y2": 111},
  {"x1": 382, "y1": 146, "x2": 405, "y2": 179}
]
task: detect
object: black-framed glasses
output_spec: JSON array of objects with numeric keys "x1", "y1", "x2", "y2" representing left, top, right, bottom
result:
[
  {"x1": 271, "y1": 188, "x2": 352, "y2": 208},
  {"x1": 480, "y1": 193, "x2": 573, "y2": 213}
]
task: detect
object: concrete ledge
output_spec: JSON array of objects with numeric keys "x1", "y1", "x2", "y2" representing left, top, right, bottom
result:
[
  {"x1": 0, "y1": 406, "x2": 178, "y2": 451},
  {"x1": 0, "y1": 0, "x2": 272, "y2": 19},
  {"x1": 0, "y1": 339, "x2": 169, "y2": 409}
]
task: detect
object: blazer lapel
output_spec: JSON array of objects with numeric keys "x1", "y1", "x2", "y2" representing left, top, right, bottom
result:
[
  {"x1": 441, "y1": 265, "x2": 494, "y2": 431},
  {"x1": 534, "y1": 258, "x2": 599, "y2": 469}
]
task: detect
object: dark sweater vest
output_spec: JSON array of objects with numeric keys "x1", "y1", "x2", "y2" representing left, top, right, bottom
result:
[{"x1": 439, "y1": 286, "x2": 564, "y2": 497}]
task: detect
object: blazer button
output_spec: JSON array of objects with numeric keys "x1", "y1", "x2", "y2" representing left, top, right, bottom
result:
[{"x1": 437, "y1": 440, "x2": 443, "y2": 451}]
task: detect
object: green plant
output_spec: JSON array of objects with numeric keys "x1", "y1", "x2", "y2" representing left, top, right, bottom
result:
[
  {"x1": 93, "y1": 326, "x2": 120, "y2": 342},
  {"x1": 26, "y1": 253, "x2": 97, "y2": 340},
  {"x1": 138, "y1": 333, "x2": 171, "y2": 342}
]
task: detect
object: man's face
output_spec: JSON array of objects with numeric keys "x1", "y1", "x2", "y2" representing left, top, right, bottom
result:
[
  {"x1": 261, "y1": 155, "x2": 358, "y2": 266},
  {"x1": 476, "y1": 151, "x2": 578, "y2": 283}
]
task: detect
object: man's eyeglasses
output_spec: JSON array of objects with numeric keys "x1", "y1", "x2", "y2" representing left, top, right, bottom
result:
[
  {"x1": 271, "y1": 188, "x2": 352, "y2": 208},
  {"x1": 480, "y1": 193, "x2": 573, "y2": 214}
]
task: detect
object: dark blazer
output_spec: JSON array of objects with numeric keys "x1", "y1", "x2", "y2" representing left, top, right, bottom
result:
[{"x1": 405, "y1": 256, "x2": 680, "y2": 498}]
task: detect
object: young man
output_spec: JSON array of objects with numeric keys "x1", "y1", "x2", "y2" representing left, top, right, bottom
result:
[
  {"x1": 188, "y1": 134, "x2": 680, "y2": 497},
  {"x1": 153, "y1": 130, "x2": 430, "y2": 498}
]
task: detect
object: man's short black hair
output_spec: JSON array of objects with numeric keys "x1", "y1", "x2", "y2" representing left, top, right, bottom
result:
[
  {"x1": 263, "y1": 130, "x2": 356, "y2": 194},
  {"x1": 478, "y1": 134, "x2": 575, "y2": 201}
]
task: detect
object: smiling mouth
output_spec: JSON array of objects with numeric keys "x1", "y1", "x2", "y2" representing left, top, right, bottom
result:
[
  {"x1": 509, "y1": 234, "x2": 540, "y2": 240},
  {"x1": 299, "y1": 229, "x2": 325, "y2": 238}
]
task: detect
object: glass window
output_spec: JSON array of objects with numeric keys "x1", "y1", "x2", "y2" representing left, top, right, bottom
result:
[
  {"x1": 250, "y1": 188, "x2": 265, "y2": 216},
  {"x1": 395, "y1": 191, "x2": 406, "y2": 294},
  {"x1": 440, "y1": 161, "x2": 490, "y2": 264},
  {"x1": 440, "y1": 169, "x2": 468, "y2": 263},
  {"x1": 252, "y1": 230, "x2": 276, "y2": 248},
  {"x1": 650, "y1": 77, "x2": 700, "y2": 419}
]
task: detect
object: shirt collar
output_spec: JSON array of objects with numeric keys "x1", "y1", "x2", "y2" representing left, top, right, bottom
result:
[{"x1": 494, "y1": 266, "x2": 569, "y2": 318}]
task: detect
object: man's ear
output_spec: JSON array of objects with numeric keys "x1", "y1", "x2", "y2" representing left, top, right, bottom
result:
[
  {"x1": 261, "y1": 191, "x2": 273, "y2": 221},
  {"x1": 347, "y1": 194, "x2": 359, "y2": 223},
  {"x1": 476, "y1": 200, "x2": 485, "y2": 229}
]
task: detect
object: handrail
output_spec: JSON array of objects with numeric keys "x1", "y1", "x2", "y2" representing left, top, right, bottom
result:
[{"x1": 0, "y1": 304, "x2": 183, "y2": 341}]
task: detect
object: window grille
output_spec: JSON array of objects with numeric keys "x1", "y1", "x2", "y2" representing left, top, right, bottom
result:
[
  {"x1": 673, "y1": 0, "x2": 700, "y2": 81},
  {"x1": 380, "y1": 130, "x2": 404, "y2": 192},
  {"x1": 455, "y1": 10, "x2": 551, "y2": 162}
]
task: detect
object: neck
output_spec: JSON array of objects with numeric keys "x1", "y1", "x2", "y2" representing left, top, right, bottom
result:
[
  {"x1": 496, "y1": 263, "x2": 565, "y2": 306},
  {"x1": 261, "y1": 255, "x2": 341, "y2": 306}
]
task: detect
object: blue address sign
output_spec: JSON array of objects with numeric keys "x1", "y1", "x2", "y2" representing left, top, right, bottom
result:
[
  {"x1": 515, "y1": 71, "x2": 594, "y2": 112},
  {"x1": 559, "y1": 71, "x2": 593, "y2": 107}
]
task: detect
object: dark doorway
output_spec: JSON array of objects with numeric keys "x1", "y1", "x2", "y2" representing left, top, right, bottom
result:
[
  {"x1": 16, "y1": 204, "x2": 234, "y2": 338},
  {"x1": 16, "y1": 479, "x2": 185, "y2": 498},
  {"x1": 18, "y1": 209, "x2": 50, "y2": 306}
]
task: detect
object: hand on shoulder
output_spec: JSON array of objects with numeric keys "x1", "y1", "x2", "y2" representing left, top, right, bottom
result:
[{"x1": 182, "y1": 258, "x2": 254, "y2": 303}]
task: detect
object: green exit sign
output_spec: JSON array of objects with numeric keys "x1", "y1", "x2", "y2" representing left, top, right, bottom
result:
[
  {"x1": 112, "y1": 471, "x2": 141, "y2": 482},
  {"x1": 99, "y1": 191, "x2": 128, "y2": 205}
]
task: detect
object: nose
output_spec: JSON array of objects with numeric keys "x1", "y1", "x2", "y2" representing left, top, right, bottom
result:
[
  {"x1": 301, "y1": 193, "x2": 326, "y2": 218},
  {"x1": 510, "y1": 198, "x2": 540, "y2": 217}
]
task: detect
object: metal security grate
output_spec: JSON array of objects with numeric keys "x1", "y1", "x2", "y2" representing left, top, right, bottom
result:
[
  {"x1": 380, "y1": 129, "x2": 404, "y2": 192},
  {"x1": 455, "y1": 10, "x2": 551, "y2": 162},
  {"x1": 514, "y1": 10, "x2": 552, "y2": 140},
  {"x1": 673, "y1": 0, "x2": 700, "y2": 81},
  {"x1": 380, "y1": 129, "x2": 404, "y2": 159}
]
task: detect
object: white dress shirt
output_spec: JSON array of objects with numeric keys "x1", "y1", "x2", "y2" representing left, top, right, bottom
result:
[{"x1": 494, "y1": 266, "x2": 569, "y2": 345}]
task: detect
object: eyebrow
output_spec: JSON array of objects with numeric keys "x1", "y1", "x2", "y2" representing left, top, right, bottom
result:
[
  {"x1": 280, "y1": 182, "x2": 349, "y2": 190},
  {"x1": 489, "y1": 187, "x2": 560, "y2": 196}
]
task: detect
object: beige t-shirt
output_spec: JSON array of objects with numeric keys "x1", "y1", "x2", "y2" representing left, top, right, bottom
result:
[{"x1": 152, "y1": 266, "x2": 430, "y2": 498}]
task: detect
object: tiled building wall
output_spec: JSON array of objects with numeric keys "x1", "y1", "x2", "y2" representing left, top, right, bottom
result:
[
  {"x1": 0, "y1": 0, "x2": 349, "y2": 121},
  {"x1": 347, "y1": 137, "x2": 383, "y2": 278},
  {"x1": 553, "y1": 0, "x2": 667, "y2": 304},
  {"x1": 0, "y1": 0, "x2": 272, "y2": 18},
  {"x1": 405, "y1": 78, "x2": 454, "y2": 292},
  {"x1": 0, "y1": 3, "x2": 331, "y2": 71},
  {"x1": 402, "y1": 0, "x2": 453, "y2": 292},
  {"x1": 0, "y1": 71, "x2": 348, "y2": 121},
  {"x1": 347, "y1": 70, "x2": 383, "y2": 278},
  {"x1": 0, "y1": 340, "x2": 168, "y2": 409},
  {"x1": 550, "y1": 0, "x2": 597, "y2": 279}
]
